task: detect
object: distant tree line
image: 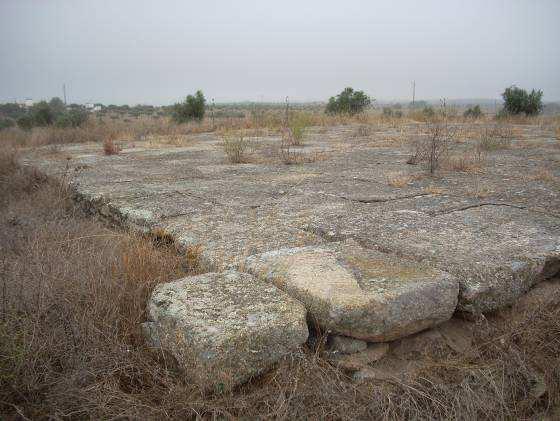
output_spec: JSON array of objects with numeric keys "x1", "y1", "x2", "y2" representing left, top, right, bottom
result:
[{"x1": 0, "y1": 97, "x2": 89, "y2": 130}]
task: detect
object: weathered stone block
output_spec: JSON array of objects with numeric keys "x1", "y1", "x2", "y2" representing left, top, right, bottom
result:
[{"x1": 144, "y1": 270, "x2": 308, "y2": 391}]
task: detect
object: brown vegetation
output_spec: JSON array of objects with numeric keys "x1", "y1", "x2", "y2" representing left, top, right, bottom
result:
[{"x1": 103, "y1": 134, "x2": 121, "y2": 155}]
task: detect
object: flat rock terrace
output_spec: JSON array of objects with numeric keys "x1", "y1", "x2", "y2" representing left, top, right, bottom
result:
[{"x1": 23, "y1": 121, "x2": 560, "y2": 390}]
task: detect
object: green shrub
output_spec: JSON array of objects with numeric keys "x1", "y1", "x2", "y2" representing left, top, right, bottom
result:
[
  {"x1": 172, "y1": 90, "x2": 206, "y2": 123},
  {"x1": 221, "y1": 131, "x2": 252, "y2": 163},
  {"x1": 325, "y1": 87, "x2": 372, "y2": 115},
  {"x1": 502, "y1": 85, "x2": 543, "y2": 116},
  {"x1": 422, "y1": 106, "x2": 435, "y2": 119},
  {"x1": 0, "y1": 118, "x2": 15, "y2": 130},
  {"x1": 17, "y1": 115, "x2": 34, "y2": 130},
  {"x1": 464, "y1": 105, "x2": 483, "y2": 119},
  {"x1": 288, "y1": 112, "x2": 311, "y2": 146},
  {"x1": 55, "y1": 109, "x2": 89, "y2": 128}
]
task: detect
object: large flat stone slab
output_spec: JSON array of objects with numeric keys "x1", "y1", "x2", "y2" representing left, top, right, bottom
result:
[
  {"x1": 22, "y1": 123, "x2": 560, "y2": 314},
  {"x1": 143, "y1": 270, "x2": 308, "y2": 390},
  {"x1": 309, "y1": 202, "x2": 560, "y2": 313},
  {"x1": 245, "y1": 241, "x2": 459, "y2": 341}
]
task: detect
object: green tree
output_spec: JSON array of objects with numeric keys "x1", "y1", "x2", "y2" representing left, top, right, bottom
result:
[
  {"x1": 325, "y1": 87, "x2": 372, "y2": 115},
  {"x1": 502, "y1": 86, "x2": 543, "y2": 116},
  {"x1": 48, "y1": 97, "x2": 66, "y2": 115},
  {"x1": 172, "y1": 90, "x2": 206, "y2": 123},
  {"x1": 31, "y1": 101, "x2": 54, "y2": 126}
]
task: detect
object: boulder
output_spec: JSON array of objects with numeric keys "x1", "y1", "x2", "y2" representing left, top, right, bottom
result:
[
  {"x1": 143, "y1": 270, "x2": 308, "y2": 391},
  {"x1": 245, "y1": 240, "x2": 459, "y2": 342}
]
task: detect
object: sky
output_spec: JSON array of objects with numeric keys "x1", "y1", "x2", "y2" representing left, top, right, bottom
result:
[{"x1": 1, "y1": 0, "x2": 559, "y2": 105}]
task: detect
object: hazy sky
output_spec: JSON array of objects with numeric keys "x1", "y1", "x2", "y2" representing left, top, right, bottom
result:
[{"x1": 1, "y1": 0, "x2": 559, "y2": 105}]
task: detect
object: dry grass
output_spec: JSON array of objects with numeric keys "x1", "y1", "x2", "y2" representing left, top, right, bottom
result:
[
  {"x1": 528, "y1": 167, "x2": 558, "y2": 183},
  {"x1": 387, "y1": 172, "x2": 414, "y2": 188},
  {"x1": 445, "y1": 151, "x2": 486, "y2": 173},
  {"x1": 478, "y1": 125, "x2": 513, "y2": 151},
  {"x1": 424, "y1": 185, "x2": 445, "y2": 195}
]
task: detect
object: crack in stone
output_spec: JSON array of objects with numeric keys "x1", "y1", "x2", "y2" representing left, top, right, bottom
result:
[
  {"x1": 339, "y1": 193, "x2": 430, "y2": 204},
  {"x1": 433, "y1": 202, "x2": 560, "y2": 219}
]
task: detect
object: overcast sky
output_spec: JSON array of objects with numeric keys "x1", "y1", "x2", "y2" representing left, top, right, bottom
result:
[{"x1": 1, "y1": 0, "x2": 559, "y2": 105}]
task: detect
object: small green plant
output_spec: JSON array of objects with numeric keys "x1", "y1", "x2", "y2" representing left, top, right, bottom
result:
[
  {"x1": 422, "y1": 106, "x2": 435, "y2": 119},
  {"x1": 382, "y1": 107, "x2": 393, "y2": 117},
  {"x1": 172, "y1": 90, "x2": 206, "y2": 123},
  {"x1": 502, "y1": 85, "x2": 543, "y2": 116},
  {"x1": 288, "y1": 113, "x2": 310, "y2": 146},
  {"x1": 221, "y1": 130, "x2": 252, "y2": 163},
  {"x1": 325, "y1": 87, "x2": 372, "y2": 115}
]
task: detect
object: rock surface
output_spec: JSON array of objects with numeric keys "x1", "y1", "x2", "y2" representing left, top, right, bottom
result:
[
  {"x1": 144, "y1": 270, "x2": 308, "y2": 390},
  {"x1": 22, "y1": 124, "x2": 560, "y2": 315},
  {"x1": 245, "y1": 240, "x2": 459, "y2": 341},
  {"x1": 310, "y1": 202, "x2": 560, "y2": 313},
  {"x1": 328, "y1": 335, "x2": 367, "y2": 354}
]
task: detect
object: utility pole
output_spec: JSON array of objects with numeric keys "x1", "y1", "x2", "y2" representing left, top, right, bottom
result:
[
  {"x1": 285, "y1": 96, "x2": 289, "y2": 127},
  {"x1": 211, "y1": 97, "x2": 215, "y2": 129},
  {"x1": 63, "y1": 84, "x2": 67, "y2": 105},
  {"x1": 412, "y1": 81, "x2": 416, "y2": 106}
]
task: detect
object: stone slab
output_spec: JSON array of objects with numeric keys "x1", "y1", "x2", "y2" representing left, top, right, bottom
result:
[
  {"x1": 245, "y1": 240, "x2": 459, "y2": 341},
  {"x1": 143, "y1": 270, "x2": 308, "y2": 390}
]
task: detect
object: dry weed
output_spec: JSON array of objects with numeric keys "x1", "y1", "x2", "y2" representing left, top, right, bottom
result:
[
  {"x1": 387, "y1": 172, "x2": 414, "y2": 188},
  {"x1": 220, "y1": 130, "x2": 254, "y2": 163},
  {"x1": 528, "y1": 167, "x2": 558, "y2": 183},
  {"x1": 424, "y1": 185, "x2": 445, "y2": 195},
  {"x1": 103, "y1": 134, "x2": 121, "y2": 155}
]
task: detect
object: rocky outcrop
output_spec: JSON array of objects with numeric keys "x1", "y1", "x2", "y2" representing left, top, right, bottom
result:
[
  {"x1": 143, "y1": 271, "x2": 308, "y2": 391},
  {"x1": 245, "y1": 240, "x2": 459, "y2": 342}
]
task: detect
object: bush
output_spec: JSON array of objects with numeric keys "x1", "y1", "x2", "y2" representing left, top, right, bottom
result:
[
  {"x1": 325, "y1": 87, "x2": 372, "y2": 115},
  {"x1": 382, "y1": 107, "x2": 393, "y2": 117},
  {"x1": 422, "y1": 106, "x2": 435, "y2": 119},
  {"x1": 55, "y1": 109, "x2": 89, "y2": 128},
  {"x1": 464, "y1": 105, "x2": 483, "y2": 119},
  {"x1": 288, "y1": 112, "x2": 311, "y2": 146},
  {"x1": 502, "y1": 85, "x2": 543, "y2": 116},
  {"x1": 17, "y1": 115, "x2": 34, "y2": 130},
  {"x1": 221, "y1": 130, "x2": 252, "y2": 163},
  {"x1": 172, "y1": 90, "x2": 206, "y2": 123},
  {"x1": 0, "y1": 118, "x2": 15, "y2": 130},
  {"x1": 103, "y1": 135, "x2": 120, "y2": 155}
]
